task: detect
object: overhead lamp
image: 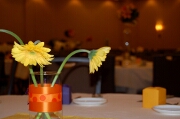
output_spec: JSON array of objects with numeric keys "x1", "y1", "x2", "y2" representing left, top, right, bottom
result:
[
  {"x1": 155, "y1": 22, "x2": 164, "y2": 38},
  {"x1": 155, "y1": 24, "x2": 163, "y2": 31}
]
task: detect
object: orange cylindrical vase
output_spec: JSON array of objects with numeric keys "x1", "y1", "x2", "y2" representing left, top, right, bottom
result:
[{"x1": 29, "y1": 71, "x2": 62, "y2": 119}]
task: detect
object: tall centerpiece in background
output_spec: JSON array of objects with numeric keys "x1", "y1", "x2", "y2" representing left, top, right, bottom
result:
[{"x1": 118, "y1": 3, "x2": 139, "y2": 52}]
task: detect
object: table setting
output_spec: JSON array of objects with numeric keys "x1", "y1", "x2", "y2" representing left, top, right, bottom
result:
[
  {"x1": 72, "y1": 97, "x2": 107, "y2": 106},
  {"x1": 0, "y1": 93, "x2": 180, "y2": 119},
  {"x1": 0, "y1": 29, "x2": 111, "y2": 119},
  {"x1": 0, "y1": 28, "x2": 180, "y2": 119}
]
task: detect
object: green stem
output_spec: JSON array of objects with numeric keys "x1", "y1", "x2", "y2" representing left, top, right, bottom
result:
[
  {"x1": 35, "y1": 113, "x2": 42, "y2": 119},
  {"x1": 44, "y1": 113, "x2": 51, "y2": 119},
  {"x1": 42, "y1": 113, "x2": 46, "y2": 119},
  {"x1": 0, "y1": 29, "x2": 24, "y2": 45},
  {"x1": 40, "y1": 67, "x2": 44, "y2": 86},
  {"x1": 51, "y1": 49, "x2": 90, "y2": 87},
  {"x1": 29, "y1": 66, "x2": 38, "y2": 87}
]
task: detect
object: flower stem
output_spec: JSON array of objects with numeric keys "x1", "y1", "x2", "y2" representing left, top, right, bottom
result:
[
  {"x1": 44, "y1": 113, "x2": 51, "y2": 119},
  {"x1": 29, "y1": 66, "x2": 38, "y2": 87},
  {"x1": 51, "y1": 49, "x2": 90, "y2": 87},
  {"x1": 35, "y1": 113, "x2": 42, "y2": 119},
  {"x1": 0, "y1": 29, "x2": 24, "y2": 45},
  {"x1": 40, "y1": 67, "x2": 44, "y2": 86}
]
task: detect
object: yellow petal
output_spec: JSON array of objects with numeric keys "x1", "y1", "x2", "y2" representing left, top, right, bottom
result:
[
  {"x1": 89, "y1": 47, "x2": 111, "y2": 73},
  {"x1": 11, "y1": 41, "x2": 54, "y2": 67}
]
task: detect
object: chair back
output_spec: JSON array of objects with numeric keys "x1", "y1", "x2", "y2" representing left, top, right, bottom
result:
[
  {"x1": 0, "y1": 52, "x2": 18, "y2": 95},
  {"x1": 8, "y1": 59, "x2": 18, "y2": 94},
  {"x1": 0, "y1": 53, "x2": 6, "y2": 94},
  {"x1": 0, "y1": 53, "x2": 5, "y2": 79},
  {"x1": 45, "y1": 57, "x2": 96, "y2": 93},
  {"x1": 153, "y1": 55, "x2": 180, "y2": 97},
  {"x1": 92, "y1": 55, "x2": 115, "y2": 93}
]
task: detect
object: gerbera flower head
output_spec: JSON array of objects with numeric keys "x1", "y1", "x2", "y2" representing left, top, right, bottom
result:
[
  {"x1": 11, "y1": 41, "x2": 54, "y2": 67},
  {"x1": 88, "y1": 47, "x2": 111, "y2": 73}
]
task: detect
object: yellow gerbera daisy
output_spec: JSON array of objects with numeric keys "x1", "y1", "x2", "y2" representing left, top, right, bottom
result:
[
  {"x1": 11, "y1": 41, "x2": 54, "y2": 67},
  {"x1": 89, "y1": 47, "x2": 111, "y2": 73}
]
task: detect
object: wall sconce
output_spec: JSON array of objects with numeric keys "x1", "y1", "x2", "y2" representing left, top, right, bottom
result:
[{"x1": 155, "y1": 23, "x2": 164, "y2": 38}]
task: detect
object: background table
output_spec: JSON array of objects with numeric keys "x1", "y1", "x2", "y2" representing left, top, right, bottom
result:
[
  {"x1": 0, "y1": 93, "x2": 180, "y2": 119},
  {"x1": 115, "y1": 63, "x2": 153, "y2": 93},
  {"x1": 5, "y1": 59, "x2": 29, "y2": 80}
]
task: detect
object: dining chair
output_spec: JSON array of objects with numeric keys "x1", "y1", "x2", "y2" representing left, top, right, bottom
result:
[
  {"x1": 153, "y1": 54, "x2": 180, "y2": 97},
  {"x1": 7, "y1": 59, "x2": 18, "y2": 94},
  {"x1": 0, "y1": 52, "x2": 7, "y2": 94},
  {"x1": 92, "y1": 55, "x2": 115, "y2": 93},
  {"x1": 44, "y1": 57, "x2": 98, "y2": 94},
  {"x1": 0, "y1": 52, "x2": 18, "y2": 95}
]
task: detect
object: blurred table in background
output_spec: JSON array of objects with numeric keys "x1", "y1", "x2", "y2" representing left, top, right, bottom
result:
[
  {"x1": 115, "y1": 56, "x2": 153, "y2": 94},
  {"x1": 5, "y1": 59, "x2": 29, "y2": 80}
]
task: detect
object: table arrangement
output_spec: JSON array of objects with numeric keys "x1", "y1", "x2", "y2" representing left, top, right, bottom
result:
[
  {"x1": 0, "y1": 30, "x2": 180, "y2": 119},
  {"x1": 0, "y1": 93, "x2": 180, "y2": 119},
  {"x1": 0, "y1": 29, "x2": 110, "y2": 119}
]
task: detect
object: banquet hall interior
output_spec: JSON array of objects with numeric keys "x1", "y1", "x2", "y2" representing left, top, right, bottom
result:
[{"x1": 0, "y1": 0, "x2": 180, "y2": 96}]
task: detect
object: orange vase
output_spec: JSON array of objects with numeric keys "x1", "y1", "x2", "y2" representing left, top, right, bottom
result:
[{"x1": 29, "y1": 71, "x2": 62, "y2": 119}]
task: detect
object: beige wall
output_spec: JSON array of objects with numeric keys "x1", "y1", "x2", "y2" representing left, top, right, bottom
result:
[{"x1": 0, "y1": 0, "x2": 180, "y2": 50}]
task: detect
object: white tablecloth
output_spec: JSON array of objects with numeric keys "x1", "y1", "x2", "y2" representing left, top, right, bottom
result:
[
  {"x1": 0, "y1": 93, "x2": 180, "y2": 119},
  {"x1": 115, "y1": 63, "x2": 153, "y2": 93}
]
